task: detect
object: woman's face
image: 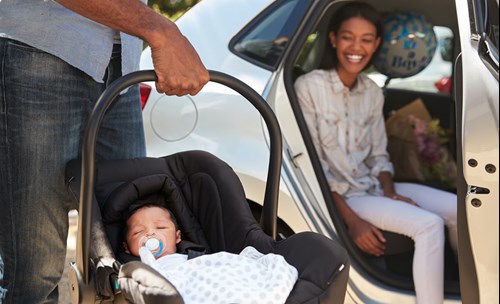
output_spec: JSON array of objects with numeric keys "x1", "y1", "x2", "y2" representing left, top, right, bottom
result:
[
  {"x1": 124, "y1": 206, "x2": 181, "y2": 258},
  {"x1": 330, "y1": 16, "x2": 381, "y2": 84}
]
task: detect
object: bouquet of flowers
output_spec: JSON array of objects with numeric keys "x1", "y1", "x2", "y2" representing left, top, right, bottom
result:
[
  {"x1": 385, "y1": 99, "x2": 457, "y2": 189},
  {"x1": 407, "y1": 115, "x2": 457, "y2": 188}
]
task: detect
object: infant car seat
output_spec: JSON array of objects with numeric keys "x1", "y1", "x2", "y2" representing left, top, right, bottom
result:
[{"x1": 65, "y1": 70, "x2": 350, "y2": 304}]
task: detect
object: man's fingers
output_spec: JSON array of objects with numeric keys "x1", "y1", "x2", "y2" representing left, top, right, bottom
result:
[{"x1": 155, "y1": 73, "x2": 209, "y2": 96}]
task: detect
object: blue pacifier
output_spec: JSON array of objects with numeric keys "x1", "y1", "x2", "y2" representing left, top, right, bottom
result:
[{"x1": 144, "y1": 237, "x2": 164, "y2": 257}]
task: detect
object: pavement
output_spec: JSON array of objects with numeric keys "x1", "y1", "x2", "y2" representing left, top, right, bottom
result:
[{"x1": 59, "y1": 210, "x2": 78, "y2": 304}]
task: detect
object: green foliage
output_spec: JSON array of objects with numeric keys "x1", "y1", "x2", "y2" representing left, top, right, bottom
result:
[
  {"x1": 147, "y1": 0, "x2": 202, "y2": 20},
  {"x1": 295, "y1": 32, "x2": 318, "y2": 67}
]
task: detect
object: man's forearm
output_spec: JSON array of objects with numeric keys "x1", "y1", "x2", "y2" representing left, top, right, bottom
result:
[
  {"x1": 56, "y1": 0, "x2": 176, "y2": 48},
  {"x1": 57, "y1": 0, "x2": 209, "y2": 96}
]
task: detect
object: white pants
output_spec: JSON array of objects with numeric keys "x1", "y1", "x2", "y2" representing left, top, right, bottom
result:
[{"x1": 347, "y1": 183, "x2": 458, "y2": 304}]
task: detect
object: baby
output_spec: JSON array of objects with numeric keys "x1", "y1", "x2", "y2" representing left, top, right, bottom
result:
[
  {"x1": 123, "y1": 203, "x2": 182, "y2": 258},
  {"x1": 123, "y1": 204, "x2": 298, "y2": 304}
]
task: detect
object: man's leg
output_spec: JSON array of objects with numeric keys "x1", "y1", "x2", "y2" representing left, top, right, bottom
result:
[
  {"x1": 0, "y1": 38, "x2": 102, "y2": 303},
  {"x1": 94, "y1": 44, "x2": 146, "y2": 161}
]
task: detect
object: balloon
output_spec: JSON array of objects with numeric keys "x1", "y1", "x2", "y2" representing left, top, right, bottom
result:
[{"x1": 374, "y1": 12, "x2": 437, "y2": 78}]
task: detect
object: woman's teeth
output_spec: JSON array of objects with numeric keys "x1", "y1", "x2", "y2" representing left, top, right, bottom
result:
[{"x1": 346, "y1": 54, "x2": 363, "y2": 62}]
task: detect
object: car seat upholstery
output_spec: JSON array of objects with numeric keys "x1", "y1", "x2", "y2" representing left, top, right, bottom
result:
[{"x1": 66, "y1": 150, "x2": 350, "y2": 304}]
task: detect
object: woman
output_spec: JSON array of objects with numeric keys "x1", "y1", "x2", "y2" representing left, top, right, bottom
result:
[{"x1": 294, "y1": 2, "x2": 457, "y2": 304}]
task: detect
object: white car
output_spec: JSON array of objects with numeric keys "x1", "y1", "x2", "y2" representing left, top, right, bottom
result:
[{"x1": 139, "y1": 0, "x2": 499, "y2": 303}]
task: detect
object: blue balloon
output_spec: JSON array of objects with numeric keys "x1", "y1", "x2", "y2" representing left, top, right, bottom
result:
[{"x1": 374, "y1": 12, "x2": 437, "y2": 78}]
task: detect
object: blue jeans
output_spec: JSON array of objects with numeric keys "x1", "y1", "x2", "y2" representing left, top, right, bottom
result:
[{"x1": 0, "y1": 38, "x2": 146, "y2": 303}]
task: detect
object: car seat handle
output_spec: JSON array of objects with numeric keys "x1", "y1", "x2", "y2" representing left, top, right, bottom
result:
[{"x1": 77, "y1": 70, "x2": 282, "y2": 284}]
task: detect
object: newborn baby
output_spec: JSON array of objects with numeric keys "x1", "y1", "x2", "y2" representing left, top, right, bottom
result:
[{"x1": 123, "y1": 204, "x2": 298, "y2": 304}]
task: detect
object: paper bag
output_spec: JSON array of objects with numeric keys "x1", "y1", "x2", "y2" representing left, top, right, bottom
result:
[{"x1": 385, "y1": 99, "x2": 430, "y2": 182}]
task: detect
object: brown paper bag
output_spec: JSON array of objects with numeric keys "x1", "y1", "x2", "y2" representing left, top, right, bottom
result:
[{"x1": 385, "y1": 99, "x2": 431, "y2": 182}]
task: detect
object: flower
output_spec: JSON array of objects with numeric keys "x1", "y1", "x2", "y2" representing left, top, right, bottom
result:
[{"x1": 408, "y1": 115, "x2": 457, "y2": 188}]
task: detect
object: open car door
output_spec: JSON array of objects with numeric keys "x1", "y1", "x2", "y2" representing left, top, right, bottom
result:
[{"x1": 455, "y1": 0, "x2": 499, "y2": 303}]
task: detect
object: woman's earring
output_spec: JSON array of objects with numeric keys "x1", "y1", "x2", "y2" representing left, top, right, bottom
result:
[{"x1": 332, "y1": 43, "x2": 336, "y2": 48}]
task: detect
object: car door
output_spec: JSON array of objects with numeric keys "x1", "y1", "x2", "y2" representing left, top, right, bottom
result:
[
  {"x1": 454, "y1": 0, "x2": 499, "y2": 303},
  {"x1": 269, "y1": 0, "x2": 498, "y2": 303}
]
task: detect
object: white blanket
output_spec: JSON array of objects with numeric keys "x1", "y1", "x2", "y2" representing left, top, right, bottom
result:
[{"x1": 139, "y1": 246, "x2": 298, "y2": 304}]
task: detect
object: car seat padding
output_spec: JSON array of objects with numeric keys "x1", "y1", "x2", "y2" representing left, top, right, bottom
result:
[{"x1": 93, "y1": 151, "x2": 274, "y2": 262}]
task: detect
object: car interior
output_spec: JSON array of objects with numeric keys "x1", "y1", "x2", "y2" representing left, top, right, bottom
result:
[{"x1": 285, "y1": 0, "x2": 462, "y2": 297}]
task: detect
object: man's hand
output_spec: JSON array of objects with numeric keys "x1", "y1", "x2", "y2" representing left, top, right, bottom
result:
[
  {"x1": 149, "y1": 23, "x2": 209, "y2": 96},
  {"x1": 348, "y1": 218, "x2": 386, "y2": 256}
]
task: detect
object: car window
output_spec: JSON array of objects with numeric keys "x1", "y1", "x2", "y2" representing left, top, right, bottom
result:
[
  {"x1": 485, "y1": 0, "x2": 499, "y2": 50},
  {"x1": 366, "y1": 26, "x2": 455, "y2": 95},
  {"x1": 479, "y1": 0, "x2": 499, "y2": 78},
  {"x1": 231, "y1": 0, "x2": 310, "y2": 69}
]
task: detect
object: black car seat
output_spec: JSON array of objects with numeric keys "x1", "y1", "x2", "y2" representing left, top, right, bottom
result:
[{"x1": 65, "y1": 70, "x2": 351, "y2": 303}]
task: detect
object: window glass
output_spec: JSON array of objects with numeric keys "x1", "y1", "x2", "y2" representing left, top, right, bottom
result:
[
  {"x1": 232, "y1": 0, "x2": 309, "y2": 68},
  {"x1": 366, "y1": 26, "x2": 454, "y2": 95},
  {"x1": 484, "y1": 0, "x2": 499, "y2": 63},
  {"x1": 482, "y1": 0, "x2": 499, "y2": 49}
]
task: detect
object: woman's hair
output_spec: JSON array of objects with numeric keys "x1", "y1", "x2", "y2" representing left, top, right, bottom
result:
[{"x1": 322, "y1": 1, "x2": 383, "y2": 70}]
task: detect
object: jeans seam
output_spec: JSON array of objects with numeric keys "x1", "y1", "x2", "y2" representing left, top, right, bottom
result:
[
  {"x1": 1, "y1": 40, "x2": 6, "y2": 115},
  {"x1": 0, "y1": 38, "x2": 15, "y2": 303}
]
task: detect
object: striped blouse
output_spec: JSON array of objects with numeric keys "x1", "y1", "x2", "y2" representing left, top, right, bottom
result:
[{"x1": 295, "y1": 69, "x2": 394, "y2": 198}]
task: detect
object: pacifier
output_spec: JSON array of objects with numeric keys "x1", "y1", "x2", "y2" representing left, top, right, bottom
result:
[{"x1": 139, "y1": 236, "x2": 164, "y2": 257}]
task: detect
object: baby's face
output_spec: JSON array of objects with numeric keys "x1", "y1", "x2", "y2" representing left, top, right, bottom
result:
[{"x1": 125, "y1": 206, "x2": 181, "y2": 258}]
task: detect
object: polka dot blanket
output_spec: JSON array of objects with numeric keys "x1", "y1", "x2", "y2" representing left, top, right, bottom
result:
[{"x1": 139, "y1": 246, "x2": 298, "y2": 304}]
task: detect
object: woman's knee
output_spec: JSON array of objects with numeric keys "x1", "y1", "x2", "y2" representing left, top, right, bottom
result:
[{"x1": 416, "y1": 213, "x2": 445, "y2": 239}]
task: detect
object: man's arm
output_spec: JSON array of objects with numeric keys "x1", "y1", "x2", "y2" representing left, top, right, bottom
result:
[{"x1": 57, "y1": 0, "x2": 209, "y2": 96}]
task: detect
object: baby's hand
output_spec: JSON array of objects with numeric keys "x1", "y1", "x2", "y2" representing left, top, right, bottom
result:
[{"x1": 139, "y1": 246, "x2": 159, "y2": 264}]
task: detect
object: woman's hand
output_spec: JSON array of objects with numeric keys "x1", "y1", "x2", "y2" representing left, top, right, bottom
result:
[
  {"x1": 378, "y1": 172, "x2": 418, "y2": 206},
  {"x1": 331, "y1": 191, "x2": 386, "y2": 256},
  {"x1": 347, "y1": 218, "x2": 386, "y2": 256},
  {"x1": 385, "y1": 192, "x2": 418, "y2": 206}
]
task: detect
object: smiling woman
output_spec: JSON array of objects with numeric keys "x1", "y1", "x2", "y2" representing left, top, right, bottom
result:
[{"x1": 328, "y1": 14, "x2": 381, "y2": 88}]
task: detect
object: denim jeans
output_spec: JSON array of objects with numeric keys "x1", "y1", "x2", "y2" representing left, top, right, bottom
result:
[{"x1": 0, "y1": 38, "x2": 146, "y2": 303}]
